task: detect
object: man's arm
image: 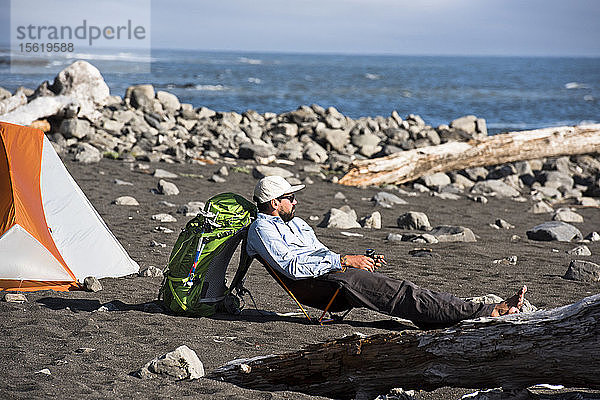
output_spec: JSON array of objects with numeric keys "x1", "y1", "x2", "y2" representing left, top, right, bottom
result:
[{"x1": 247, "y1": 221, "x2": 343, "y2": 280}]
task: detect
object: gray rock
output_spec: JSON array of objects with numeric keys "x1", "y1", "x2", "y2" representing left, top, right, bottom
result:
[
  {"x1": 74, "y1": 143, "x2": 102, "y2": 163},
  {"x1": 114, "y1": 179, "x2": 133, "y2": 186},
  {"x1": 319, "y1": 128, "x2": 350, "y2": 152},
  {"x1": 493, "y1": 219, "x2": 514, "y2": 229},
  {"x1": 334, "y1": 192, "x2": 347, "y2": 200},
  {"x1": 4, "y1": 293, "x2": 27, "y2": 303},
  {"x1": 532, "y1": 186, "x2": 562, "y2": 200},
  {"x1": 526, "y1": 221, "x2": 583, "y2": 242},
  {"x1": 470, "y1": 179, "x2": 520, "y2": 197},
  {"x1": 397, "y1": 212, "x2": 431, "y2": 231},
  {"x1": 450, "y1": 115, "x2": 477, "y2": 134},
  {"x1": 83, "y1": 276, "x2": 102, "y2": 292},
  {"x1": 238, "y1": 143, "x2": 276, "y2": 160},
  {"x1": 303, "y1": 142, "x2": 328, "y2": 163},
  {"x1": 136, "y1": 345, "x2": 204, "y2": 380},
  {"x1": 372, "y1": 192, "x2": 407, "y2": 208},
  {"x1": 552, "y1": 208, "x2": 584, "y2": 223},
  {"x1": 401, "y1": 233, "x2": 438, "y2": 244},
  {"x1": 467, "y1": 194, "x2": 488, "y2": 204},
  {"x1": 585, "y1": 232, "x2": 600, "y2": 241},
  {"x1": 113, "y1": 196, "x2": 139, "y2": 206},
  {"x1": 386, "y1": 233, "x2": 403, "y2": 242},
  {"x1": 210, "y1": 174, "x2": 226, "y2": 183},
  {"x1": 318, "y1": 207, "x2": 361, "y2": 229},
  {"x1": 361, "y1": 211, "x2": 382, "y2": 229},
  {"x1": 451, "y1": 173, "x2": 475, "y2": 189},
  {"x1": 151, "y1": 213, "x2": 177, "y2": 223},
  {"x1": 567, "y1": 245, "x2": 591, "y2": 256},
  {"x1": 429, "y1": 225, "x2": 477, "y2": 242},
  {"x1": 158, "y1": 180, "x2": 180, "y2": 196},
  {"x1": 538, "y1": 170, "x2": 574, "y2": 189},
  {"x1": 461, "y1": 167, "x2": 489, "y2": 182},
  {"x1": 60, "y1": 118, "x2": 92, "y2": 139},
  {"x1": 126, "y1": 84, "x2": 155, "y2": 111},
  {"x1": 156, "y1": 91, "x2": 181, "y2": 113},
  {"x1": 271, "y1": 123, "x2": 298, "y2": 137},
  {"x1": 138, "y1": 266, "x2": 164, "y2": 278},
  {"x1": 196, "y1": 106, "x2": 216, "y2": 119},
  {"x1": 578, "y1": 197, "x2": 599, "y2": 207},
  {"x1": 487, "y1": 165, "x2": 517, "y2": 180},
  {"x1": 153, "y1": 169, "x2": 178, "y2": 179},
  {"x1": 528, "y1": 201, "x2": 554, "y2": 214},
  {"x1": 419, "y1": 172, "x2": 451, "y2": 188},
  {"x1": 177, "y1": 201, "x2": 205, "y2": 216},
  {"x1": 149, "y1": 240, "x2": 166, "y2": 248},
  {"x1": 433, "y1": 192, "x2": 461, "y2": 200},
  {"x1": 252, "y1": 166, "x2": 294, "y2": 179},
  {"x1": 564, "y1": 260, "x2": 600, "y2": 282},
  {"x1": 218, "y1": 166, "x2": 229, "y2": 176}
]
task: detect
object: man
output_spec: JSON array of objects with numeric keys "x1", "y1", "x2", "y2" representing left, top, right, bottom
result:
[{"x1": 246, "y1": 175, "x2": 526, "y2": 329}]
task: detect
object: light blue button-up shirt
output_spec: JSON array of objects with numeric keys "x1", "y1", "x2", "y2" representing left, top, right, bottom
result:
[{"x1": 246, "y1": 213, "x2": 343, "y2": 280}]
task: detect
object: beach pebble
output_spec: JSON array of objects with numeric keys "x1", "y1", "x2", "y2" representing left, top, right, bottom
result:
[
  {"x1": 157, "y1": 179, "x2": 179, "y2": 195},
  {"x1": 552, "y1": 208, "x2": 584, "y2": 223},
  {"x1": 218, "y1": 166, "x2": 229, "y2": 176},
  {"x1": 492, "y1": 256, "x2": 517, "y2": 265},
  {"x1": 135, "y1": 345, "x2": 204, "y2": 380},
  {"x1": 467, "y1": 194, "x2": 488, "y2": 204},
  {"x1": 4, "y1": 293, "x2": 27, "y2": 303},
  {"x1": 318, "y1": 207, "x2": 361, "y2": 229},
  {"x1": 429, "y1": 225, "x2": 476, "y2": 242},
  {"x1": 526, "y1": 221, "x2": 583, "y2": 242},
  {"x1": 408, "y1": 248, "x2": 440, "y2": 258},
  {"x1": 585, "y1": 232, "x2": 600, "y2": 241},
  {"x1": 138, "y1": 266, "x2": 163, "y2": 278},
  {"x1": 83, "y1": 276, "x2": 102, "y2": 292},
  {"x1": 151, "y1": 213, "x2": 177, "y2": 223},
  {"x1": 397, "y1": 211, "x2": 431, "y2": 231},
  {"x1": 564, "y1": 260, "x2": 600, "y2": 282},
  {"x1": 528, "y1": 201, "x2": 554, "y2": 214},
  {"x1": 75, "y1": 348, "x2": 96, "y2": 354},
  {"x1": 386, "y1": 233, "x2": 403, "y2": 242},
  {"x1": 567, "y1": 245, "x2": 591, "y2": 256},
  {"x1": 154, "y1": 226, "x2": 174, "y2": 234},
  {"x1": 74, "y1": 143, "x2": 102, "y2": 163},
  {"x1": 361, "y1": 211, "x2": 381, "y2": 229},
  {"x1": 433, "y1": 191, "x2": 461, "y2": 200},
  {"x1": 412, "y1": 183, "x2": 430, "y2": 193},
  {"x1": 491, "y1": 218, "x2": 514, "y2": 229},
  {"x1": 210, "y1": 174, "x2": 226, "y2": 183},
  {"x1": 340, "y1": 231, "x2": 364, "y2": 237},
  {"x1": 113, "y1": 196, "x2": 139, "y2": 206},
  {"x1": 334, "y1": 191, "x2": 347, "y2": 200},
  {"x1": 35, "y1": 368, "x2": 51, "y2": 375},
  {"x1": 114, "y1": 179, "x2": 133, "y2": 186},
  {"x1": 372, "y1": 192, "x2": 407, "y2": 208},
  {"x1": 150, "y1": 240, "x2": 166, "y2": 248},
  {"x1": 153, "y1": 169, "x2": 178, "y2": 179}
]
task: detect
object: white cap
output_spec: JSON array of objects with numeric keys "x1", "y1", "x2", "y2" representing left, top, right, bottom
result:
[{"x1": 253, "y1": 176, "x2": 305, "y2": 203}]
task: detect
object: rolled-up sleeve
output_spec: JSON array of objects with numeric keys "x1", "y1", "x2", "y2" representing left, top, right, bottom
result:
[{"x1": 247, "y1": 217, "x2": 342, "y2": 280}]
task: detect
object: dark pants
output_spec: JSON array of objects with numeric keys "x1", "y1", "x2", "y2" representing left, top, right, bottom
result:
[{"x1": 316, "y1": 268, "x2": 495, "y2": 329}]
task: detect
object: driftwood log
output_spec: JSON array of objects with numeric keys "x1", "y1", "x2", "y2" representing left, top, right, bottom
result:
[
  {"x1": 209, "y1": 294, "x2": 600, "y2": 399},
  {"x1": 339, "y1": 124, "x2": 600, "y2": 187}
]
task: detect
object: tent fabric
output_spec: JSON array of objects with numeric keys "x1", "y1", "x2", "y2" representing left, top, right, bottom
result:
[{"x1": 0, "y1": 121, "x2": 139, "y2": 291}]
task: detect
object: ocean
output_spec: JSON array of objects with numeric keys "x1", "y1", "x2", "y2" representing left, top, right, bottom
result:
[{"x1": 1, "y1": 49, "x2": 599, "y2": 134}]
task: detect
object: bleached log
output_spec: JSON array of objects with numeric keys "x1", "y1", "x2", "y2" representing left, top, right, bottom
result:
[
  {"x1": 210, "y1": 294, "x2": 600, "y2": 399},
  {"x1": 339, "y1": 124, "x2": 600, "y2": 187}
]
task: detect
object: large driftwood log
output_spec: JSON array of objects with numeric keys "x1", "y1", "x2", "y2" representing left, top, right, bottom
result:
[
  {"x1": 210, "y1": 294, "x2": 600, "y2": 399},
  {"x1": 339, "y1": 124, "x2": 600, "y2": 187}
]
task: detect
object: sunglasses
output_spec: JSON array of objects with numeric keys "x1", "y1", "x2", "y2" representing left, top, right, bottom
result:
[{"x1": 277, "y1": 193, "x2": 296, "y2": 202}]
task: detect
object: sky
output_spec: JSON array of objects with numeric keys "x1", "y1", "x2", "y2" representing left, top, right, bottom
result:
[{"x1": 1, "y1": 0, "x2": 600, "y2": 57}]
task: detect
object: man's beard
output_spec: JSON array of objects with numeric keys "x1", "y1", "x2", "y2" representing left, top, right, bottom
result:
[{"x1": 280, "y1": 206, "x2": 295, "y2": 222}]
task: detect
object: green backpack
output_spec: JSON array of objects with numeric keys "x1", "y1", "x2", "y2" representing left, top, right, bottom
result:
[{"x1": 159, "y1": 193, "x2": 257, "y2": 316}]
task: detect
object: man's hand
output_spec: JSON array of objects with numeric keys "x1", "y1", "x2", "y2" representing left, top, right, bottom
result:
[{"x1": 341, "y1": 254, "x2": 387, "y2": 272}]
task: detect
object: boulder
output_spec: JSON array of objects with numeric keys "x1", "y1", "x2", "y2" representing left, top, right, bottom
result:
[
  {"x1": 470, "y1": 179, "x2": 520, "y2": 197},
  {"x1": 126, "y1": 84, "x2": 155, "y2": 111},
  {"x1": 371, "y1": 192, "x2": 407, "y2": 208},
  {"x1": 252, "y1": 166, "x2": 294, "y2": 179},
  {"x1": 538, "y1": 171, "x2": 574, "y2": 190},
  {"x1": 0, "y1": 89, "x2": 27, "y2": 115},
  {"x1": 318, "y1": 207, "x2": 361, "y2": 229},
  {"x1": 136, "y1": 345, "x2": 204, "y2": 380},
  {"x1": 429, "y1": 225, "x2": 477, "y2": 242},
  {"x1": 156, "y1": 91, "x2": 181, "y2": 113},
  {"x1": 158, "y1": 180, "x2": 180, "y2": 196},
  {"x1": 60, "y1": 118, "x2": 92, "y2": 139},
  {"x1": 303, "y1": 142, "x2": 328, "y2": 163},
  {"x1": 397, "y1": 212, "x2": 431, "y2": 231},
  {"x1": 564, "y1": 260, "x2": 600, "y2": 282},
  {"x1": 526, "y1": 221, "x2": 583, "y2": 242},
  {"x1": 552, "y1": 208, "x2": 584, "y2": 223},
  {"x1": 361, "y1": 211, "x2": 381, "y2": 229},
  {"x1": 74, "y1": 143, "x2": 102, "y2": 163},
  {"x1": 419, "y1": 172, "x2": 451, "y2": 188},
  {"x1": 450, "y1": 115, "x2": 477, "y2": 134},
  {"x1": 567, "y1": 245, "x2": 591, "y2": 256}
]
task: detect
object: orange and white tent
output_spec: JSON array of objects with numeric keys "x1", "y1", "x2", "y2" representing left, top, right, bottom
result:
[{"x1": 0, "y1": 121, "x2": 138, "y2": 291}]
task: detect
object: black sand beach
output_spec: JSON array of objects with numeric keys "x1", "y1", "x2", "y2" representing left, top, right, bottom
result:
[{"x1": 1, "y1": 156, "x2": 599, "y2": 399}]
